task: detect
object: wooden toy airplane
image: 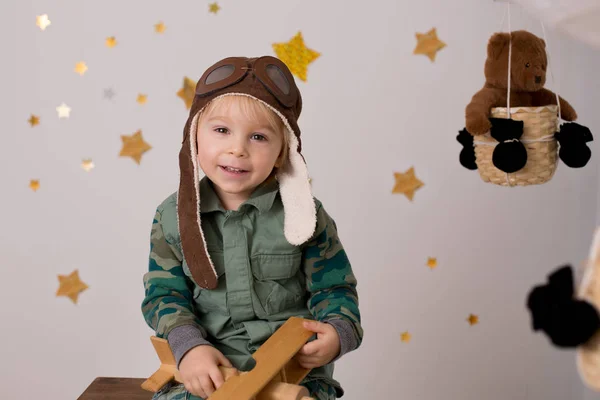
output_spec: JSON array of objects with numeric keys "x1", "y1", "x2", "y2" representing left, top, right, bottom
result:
[{"x1": 142, "y1": 316, "x2": 317, "y2": 400}]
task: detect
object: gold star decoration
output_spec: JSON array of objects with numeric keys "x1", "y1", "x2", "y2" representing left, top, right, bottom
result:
[
  {"x1": 467, "y1": 314, "x2": 479, "y2": 326},
  {"x1": 74, "y1": 61, "x2": 88, "y2": 76},
  {"x1": 137, "y1": 94, "x2": 148, "y2": 104},
  {"x1": 119, "y1": 130, "x2": 152, "y2": 164},
  {"x1": 155, "y1": 21, "x2": 166, "y2": 33},
  {"x1": 414, "y1": 28, "x2": 446, "y2": 62},
  {"x1": 36, "y1": 14, "x2": 51, "y2": 31},
  {"x1": 29, "y1": 179, "x2": 40, "y2": 191},
  {"x1": 56, "y1": 269, "x2": 89, "y2": 304},
  {"x1": 56, "y1": 103, "x2": 71, "y2": 119},
  {"x1": 392, "y1": 167, "x2": 424, "y2": 201},
  {"x1": 209, "y1": 2, "x2": 221, "y2": 14},
  {"x1": 81, "y1": 159, "x2": 95, "y2": 172},
  {"x1": 28, "y1": 114, "x2": 40, "y2": 127},
  {"x1": 427, "y1": 257, "x2": 437, "y2": 270},
  {"x1": 272, "y1": 31, "x2": 320, "y2": 82},
  {"x1": 106, "y1": 36, "x2": 117, "y2": 48},
  {"x1": 400, "y1": 331, "x2": 411, "y2": 343},
  {"x1": 177, "y1": 77, "x2": 196, "y2": 110}
]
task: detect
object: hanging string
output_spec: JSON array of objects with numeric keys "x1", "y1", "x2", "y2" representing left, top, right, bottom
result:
[
  {"x1": 507, "y1": 2, "x2": 512, "y2": 119},
  {"x1": 539, "y1": 21, "x2": 562, "y2": 124},
  {"x1": 499, "y1": 4, "x2": 508, "y2": 31}
]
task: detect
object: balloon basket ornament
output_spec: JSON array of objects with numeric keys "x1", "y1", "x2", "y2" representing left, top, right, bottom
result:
[
  {"x1": 472, "y1": 105, "x2": 559, "y2": 186},
  {"x1": 456, "y1": 2, "x2": 593, "y2": 187}
]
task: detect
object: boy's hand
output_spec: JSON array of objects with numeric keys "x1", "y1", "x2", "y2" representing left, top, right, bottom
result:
[
  {"x1": 178, "y1": 345, "x2": 233, "y2": 398},
  {"x1": 295, "y1": 320, "x2": 341, "y2": 369}
]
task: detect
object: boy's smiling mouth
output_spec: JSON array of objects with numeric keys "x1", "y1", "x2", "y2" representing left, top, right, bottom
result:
[{"x1": 219, "y1": 165, "x2": 249, "y2": 174}]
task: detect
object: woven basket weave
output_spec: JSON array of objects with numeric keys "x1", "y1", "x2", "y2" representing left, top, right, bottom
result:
[
  {"x1": 473, "y1": 105, "x2": 559, "y2": 186},
  {"x1": 577, "y1": 227, "x2": 600, "y2": 391}
]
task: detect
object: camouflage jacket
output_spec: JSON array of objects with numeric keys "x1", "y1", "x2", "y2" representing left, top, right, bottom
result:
[{"x1": 141, "y1": 177, "x2": 363, "y2": 397}]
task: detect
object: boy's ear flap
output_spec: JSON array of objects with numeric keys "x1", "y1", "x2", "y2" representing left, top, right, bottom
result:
[{"x1": 488, "y1": 32, "x2": 510, "y2": 60}]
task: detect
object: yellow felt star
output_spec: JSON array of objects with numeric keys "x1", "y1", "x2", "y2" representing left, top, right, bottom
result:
[
  {"x1": 81, "y1": 159, "x2": 95, "y2": 172},
  {"x1": 56, "y1": 269, "x2": 89, "y2": 304},
  {"x1": 28, "y1": 114, "x2": 40, "y2": 127},
  {"x1": 272, "y1": 31, "x2": 320, "y2": 82},
  {"x1": 56, "y1": 103, "x2": 71, "y2": 118},
  {"x1": 392, "y1": 167, "x2": 424, "y2": 201},
  {"x1": 467, "y1": 314, "x2": 479, "y2": 326},
  {"x1": 74, "y1": 61, "x2": 88, "y2": 76},
  {"x1": 29, "y1": 179, "x2": 40, "y2": 191},
  {"x1": 177, "y1": 77, "x2": 196, "y2": 109},
  {"x1": 155, "y1": 21, "x2": 166, "y2": 34},
  {"x1": 106, "y1": 36, "x2": 117, "y2": 48},
  {"x1": 209, "y1": 2, "x2": 221, "y2": 14},
  {"x1": 119, "y1": 130, "x2": 152, "y2": 164},
  {"x1": 137, "y1": 94, "x2": 148, "y2": 105},
  {"x1": 400, "y1": 331, "x2": 411, "y2": 343},
  {"x1": 36, "y1": 14, "x2": 51, "y2": 31},
  {"x1": 414, "y1": 28, "x2": 446, "y2": 62},
  {"x1": 427, "y1": 257, "x2": 438, "y2": 270}
]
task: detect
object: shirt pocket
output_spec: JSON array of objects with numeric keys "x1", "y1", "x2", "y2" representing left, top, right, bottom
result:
[
  {"x1": 250, "y1": 252, "x2": 305, "y2": 316},
  {"x1": 183, "y1": 249, "x2": 228, "y2": 314}
]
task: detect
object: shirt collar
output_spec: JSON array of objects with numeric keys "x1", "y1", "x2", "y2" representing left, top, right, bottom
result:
[{"x1": 199, "y1": 175, "x2": 279, "y2": 214}]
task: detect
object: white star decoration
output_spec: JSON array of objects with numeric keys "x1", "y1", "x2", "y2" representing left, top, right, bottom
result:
[
  {"x1": 56, "y1": 103, "x2": 71, "y2": 118},
  {"x1": 36, "y1": 14, "x2": 51, "y2": 31}
]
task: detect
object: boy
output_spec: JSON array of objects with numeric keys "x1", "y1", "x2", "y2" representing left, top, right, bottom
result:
[{"x1": 141, "y1": 56, "x2": 363, "y2": 400}]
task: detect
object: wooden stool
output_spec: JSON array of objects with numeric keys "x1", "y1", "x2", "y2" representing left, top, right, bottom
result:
[{"x1": 78, "y1": 377, "x2": 152, "y2": 400}]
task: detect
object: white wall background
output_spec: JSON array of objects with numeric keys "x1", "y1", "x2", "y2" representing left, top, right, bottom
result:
[{"x1": 2, "y1": 0, "x2": 600, "y2": 399}]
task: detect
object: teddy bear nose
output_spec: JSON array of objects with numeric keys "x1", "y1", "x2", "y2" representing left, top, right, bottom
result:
[{"x1": 535, "y1": 76, "x2": 542, "y2": 83}]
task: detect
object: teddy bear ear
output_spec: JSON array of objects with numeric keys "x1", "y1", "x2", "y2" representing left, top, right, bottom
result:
[{"x1": 488, "y1": 32, "x2": 510, "y2": 60}]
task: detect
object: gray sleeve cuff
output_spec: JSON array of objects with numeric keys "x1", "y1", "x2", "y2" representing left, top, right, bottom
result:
[
  {"x1": 167, "y1": 324, "x2": 213, "y2": 368},
  {"x1": 325, "y1": 319, "x2": 359, "y2": 362}
]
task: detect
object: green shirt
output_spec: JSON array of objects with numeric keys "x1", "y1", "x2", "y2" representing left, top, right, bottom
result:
[{"x1": 142, "y1": 176, "x2": 363, "y2": 398}]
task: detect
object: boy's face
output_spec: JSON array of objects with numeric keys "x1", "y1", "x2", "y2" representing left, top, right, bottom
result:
[{"x1": 196, "y1": 101, "x2": 284, "y2": 205}]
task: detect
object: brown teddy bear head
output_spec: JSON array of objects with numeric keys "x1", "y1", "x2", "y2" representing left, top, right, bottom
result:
[{"x1": 484, "y1": 30, "x2": 548, "y2": 92}]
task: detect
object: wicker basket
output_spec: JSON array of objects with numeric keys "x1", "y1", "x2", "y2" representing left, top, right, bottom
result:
[
  {"x1": 473, "y1": 105, "x2": 559, "y2": 186},
  {"x1": 577, "y1": 227, "x2": 600, "y2": 391}
]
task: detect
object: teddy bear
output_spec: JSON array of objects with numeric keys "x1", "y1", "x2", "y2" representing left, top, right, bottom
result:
[{"x1": 457, "y1": 30, "x2": 593, "y2": 172}]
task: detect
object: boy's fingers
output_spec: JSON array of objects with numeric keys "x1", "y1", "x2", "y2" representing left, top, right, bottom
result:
[
  {"x1": 210, "y1": 366, "x2": 225, "y2": 389},
  {"x1": 219, "y1": 353, "x2": 233, "y2": 368},
  {"x1": 200, "y1": 375, "x2": 216, "y2": 397},
  {"x1": 190, "y1": 377, "x2": 206, "y2": 398},
  {"x1": 303, "y1": 320, "x2": 329, "y2": 333},
  {"x1": 300, "y1": 341, "x2": 320, "y2": 356}
]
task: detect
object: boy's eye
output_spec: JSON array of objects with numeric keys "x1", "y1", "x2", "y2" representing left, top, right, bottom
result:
[
  {"x1": 215, "y1": 127, "x2": 228, "y2": 134},
  {"x1": 251, "y1": 133, "x2": 267, "y2": 141}
]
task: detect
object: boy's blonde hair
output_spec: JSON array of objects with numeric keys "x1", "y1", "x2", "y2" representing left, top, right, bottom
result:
[{"x1": 198, "y1": 95, "x2": 289, "y2": 168}]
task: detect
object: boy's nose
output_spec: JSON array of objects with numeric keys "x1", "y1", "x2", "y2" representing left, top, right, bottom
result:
[{"x1": 228, "y1": 139, "x2": 248, "y2": 157}]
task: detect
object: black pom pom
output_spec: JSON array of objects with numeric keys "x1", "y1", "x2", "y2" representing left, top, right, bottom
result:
[
  {"x1": 547, "y1": 300, "x2": 600, "y2": 347},
  {"x1": 555, "y1": 122, "x2": 594, "y2": 168},
  {"x1": 493, "y1": 140, "x2": 527, "y2": 173},
  {"x1": 488, "y1": 118, "x2": 527, "y2": 173},
  {"x1": 526, "y1": 265, "x2": 600, "y2": 348},
  {"x1": 489, "y1": 118, "x2": 524, "y2": 142},
  {"x1": 456, "y1": 128, "x2": 477, "y2": 170}
]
